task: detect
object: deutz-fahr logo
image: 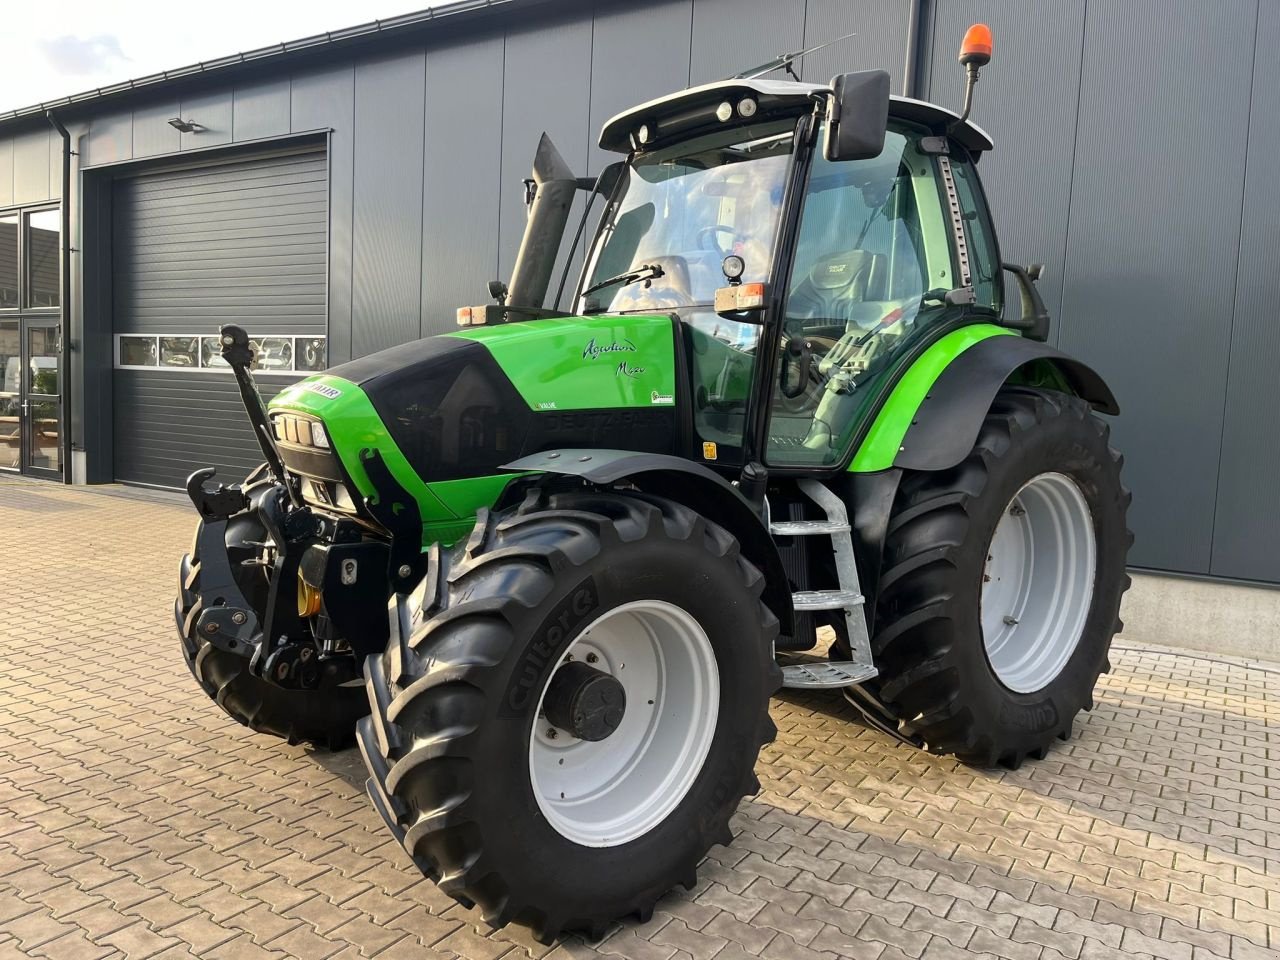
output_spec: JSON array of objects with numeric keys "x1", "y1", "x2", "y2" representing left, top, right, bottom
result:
[{"x1": 582, "y1": 337, "x2": 636, "y2": 360}]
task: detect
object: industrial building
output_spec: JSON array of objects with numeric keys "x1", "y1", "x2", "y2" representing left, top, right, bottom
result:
[{"x1": 1, "y1": 0, "x2": 1277, "y2": 631}]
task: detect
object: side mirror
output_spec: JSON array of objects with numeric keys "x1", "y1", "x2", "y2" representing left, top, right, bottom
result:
[{"x1": 824, "y1": 70, "x2": 890, "y2": 162}]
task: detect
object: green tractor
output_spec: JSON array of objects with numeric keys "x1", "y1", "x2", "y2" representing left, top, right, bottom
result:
[{"x1": 176, "y1": 26, "x2": 1129, "y2": 942}]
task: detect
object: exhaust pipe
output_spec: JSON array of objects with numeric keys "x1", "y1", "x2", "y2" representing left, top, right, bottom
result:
[{"x1": 507, "y1": 133, "x2": 577, "y2": 310}]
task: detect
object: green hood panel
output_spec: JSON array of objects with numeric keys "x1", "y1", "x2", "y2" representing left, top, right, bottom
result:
[
  {"x1": 849, "y1": 324, "x2": 1015, "y2": 472},
  {"x1": 450, "y1": 313, "x2": 677, "y2": 411},
  {"x1": 271, "y1": 374, "x2": 493, "y2": 537}
]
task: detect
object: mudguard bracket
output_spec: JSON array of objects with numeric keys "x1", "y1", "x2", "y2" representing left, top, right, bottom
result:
[{"x1": 359, "y1": 448, "x2": 427, "y2": 594}]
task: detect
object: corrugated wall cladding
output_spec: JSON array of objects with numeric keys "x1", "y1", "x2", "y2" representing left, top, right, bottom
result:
[{"x1": 1, "y1": 0, "x2": 1278, "y2": 584}]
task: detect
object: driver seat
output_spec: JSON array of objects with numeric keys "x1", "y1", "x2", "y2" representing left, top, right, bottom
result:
[{"x1": 787, "y1": 250, "x2": 887, "y2": 338}]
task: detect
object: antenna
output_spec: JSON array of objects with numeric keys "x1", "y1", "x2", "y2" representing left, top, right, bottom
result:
[{"x1": 728, "y1": 31, "x2": 858, "y2": 82}]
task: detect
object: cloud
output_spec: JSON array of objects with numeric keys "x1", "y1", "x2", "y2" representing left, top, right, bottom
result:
[{"x1": 38, "y1": 34, "x2": 129, "y2": 77}]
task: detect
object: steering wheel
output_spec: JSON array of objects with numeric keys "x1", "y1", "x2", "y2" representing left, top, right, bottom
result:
[{"x1": 696, "y1": 224, "x2": 739, "y2": 253}]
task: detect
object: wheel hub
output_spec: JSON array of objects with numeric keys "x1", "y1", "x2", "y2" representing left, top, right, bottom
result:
[
  {"x1": 542, "y1": 661, "x2": 627, "y2": 742},
  {"x1": 528, "y1": 599, "x2": 720, "y2": 848}
]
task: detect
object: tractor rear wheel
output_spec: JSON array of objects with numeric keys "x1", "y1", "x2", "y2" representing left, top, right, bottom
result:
[
  {"x1": 357, "y1": 489, "x2": 780, "y2": 942},
  {"x1": 863, "y1": 388, "x2": 1130, "y2": 767}
]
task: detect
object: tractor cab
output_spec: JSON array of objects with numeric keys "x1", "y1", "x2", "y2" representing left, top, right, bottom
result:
[{"x1": 580, "y1": 75, "x2": 1000, "y2": 469}]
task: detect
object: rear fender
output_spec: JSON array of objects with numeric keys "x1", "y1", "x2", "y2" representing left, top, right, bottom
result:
[
  {"x1": 853, "y1": 332, "x2": 1119, "y2": 474},
  {"x1": 502, "y1": 449, "x2": 794, "y2": 638}
]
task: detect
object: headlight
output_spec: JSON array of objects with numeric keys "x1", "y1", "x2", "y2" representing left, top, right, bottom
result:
[{"x1": 272, "y1": 413, "x2": 329, "y2": 450}]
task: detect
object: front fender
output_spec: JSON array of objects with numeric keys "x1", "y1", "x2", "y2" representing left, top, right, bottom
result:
[
  {"x1": 852, "y1": 329, "x2": 1119, "y2": 474},
  {"x1": 502, "y1": 449, "x2": 794, "y2": 638}
]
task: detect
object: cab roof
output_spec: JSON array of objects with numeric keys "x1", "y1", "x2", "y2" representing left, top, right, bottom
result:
[{"x1": 598, "y1": 77, "x2": 994, "y2": 158}]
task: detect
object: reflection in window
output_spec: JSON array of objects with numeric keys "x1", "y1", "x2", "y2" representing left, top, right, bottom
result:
[
  {"x1": 200, "y1": 337, "x2": 229, "y2": 368},
  {"x1": 0, "y1": 215, "x2": 16, "y2": 309},
  {"x1": 0, "y1": 397, "x2": 18, "y2": 469},
  {"x1": 160, "y1": 336, "x2": 199, "y2": 367},
  {"x1": 26, "y1": 211, "x2": 60, "y2": 308},
  {"x1": 296, "y1": 338, "x2": 326, "y2": 371},
  {"x1": 0, "y1": 322, "x2": 18, "y2": 392},
  {"x1": 252, "y1": 337, "x2": 293, "y2": 371},
  {"x1": 120, "y1": 336, "x2": 158, "y2": 366},
  {"x1": 28, "y1": 399, "x2": 59, "y2": 471}
]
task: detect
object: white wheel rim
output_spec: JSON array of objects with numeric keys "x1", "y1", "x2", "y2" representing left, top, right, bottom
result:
[
  {"x1": 528, "y1": 599, "x2": 719, "y2": 848},
  {"x1": 981, "y1": 472, "x2": 1096, "y2": 694}
]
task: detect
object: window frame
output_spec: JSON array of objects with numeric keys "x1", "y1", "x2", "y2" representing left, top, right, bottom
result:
[
  {"x1": 113, "y1": 332, "x2": 328, "y2": 376},
  {"x1": 0, "y1": 202, "x2": 61, "y2": 315}
]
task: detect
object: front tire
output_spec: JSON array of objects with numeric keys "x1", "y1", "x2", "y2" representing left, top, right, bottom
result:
[
  {"x1": 176, "y1": 510, "x2": 369, "y2": 750},
  {"x1": 866, "y1": 388, "x2": 1131, "y2": 767},
  {"x1": 358, "y1": 489, "x2": 780, "y2": 941}
]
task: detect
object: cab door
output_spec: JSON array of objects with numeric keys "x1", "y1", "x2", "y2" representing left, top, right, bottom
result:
[{"x1": 763, "y1": 124, "x2": 957, "y2": 469}]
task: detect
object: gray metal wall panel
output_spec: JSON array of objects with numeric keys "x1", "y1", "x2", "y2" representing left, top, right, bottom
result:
[
  {"x1": 12, "y1": 129, "x2": 51, "y2": 204},
  {"x1": 112, "y1": 150, "x2": 328, "y2": 335},
  {"x1": 421, "y1": 35, "x2": 504, "y2": 336},
  {"x1": 84, "y1": 112, "x2": 133, "y2": 167},
  {"x1": 800, "y1": 0, "x2": 910, "y2": 86},
  {"x1": 587, "y1": 1, "x2": 693, "y2": 172},
  {"x1": 689, "y1": 0, "x2": 805, "y2": 86},
  {"x1": 292, "y1": 66, "x2": 354, "y2": 363},
  {"x1": 497, "y1": 12, "x2": 594, "y2": 284},
  {"x1": 179, "y1": 90, "x2": 233, "y2": 150},
  {"x1": 924, "y1": 1, "x2": 1086, "y2": 337},
  {"x1": 0, "y1": 138, "x2": 11, "y2": 207},
  {"x1": 1058, "y1": 0, "x2": 1256, "y2": 575},
  {"x1": 132, "y1": 101, "x2": 182, "y2": 158},
  {"x1": 112, "y1": 371, "x2": 290, "y2": 488},
  {"x1": 233, "y1": 79, "x2": 292, "y2": 142},
  {"x1": 350, "y1": 53, "x2": 426, "y2": 358},
  {"x1": 1211, "y1": 0, "x2": 1277, "y2": 581}
]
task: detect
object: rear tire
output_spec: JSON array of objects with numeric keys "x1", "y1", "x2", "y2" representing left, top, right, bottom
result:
[
  {"x1": 358, "y1": 489, "x2": 780, "y2": 941},
  {"x1": 865, "y1": 388, "x2": 1131, "y2": 767}
]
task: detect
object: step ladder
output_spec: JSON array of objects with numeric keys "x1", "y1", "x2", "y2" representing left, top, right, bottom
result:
[{"x1": 772, "y1": 480, "x2": 878, "y2": 689}]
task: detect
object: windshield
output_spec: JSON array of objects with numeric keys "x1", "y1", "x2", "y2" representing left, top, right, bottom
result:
[{"x1": 577, "y1": 120, "x2": 797, "y2": 314}]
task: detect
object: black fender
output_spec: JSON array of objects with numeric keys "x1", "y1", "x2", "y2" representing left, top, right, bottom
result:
[
  {"x1": 502, "y1": 449, "x2": 794, "y2": 638},
  {"x1": 895, "y1": 335, "x2": 1119, "y2": 472}
]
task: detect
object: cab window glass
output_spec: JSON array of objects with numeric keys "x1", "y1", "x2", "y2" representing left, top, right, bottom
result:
[{"x1": 949, "y1": 158, "x2": 1002, "y2": 313}]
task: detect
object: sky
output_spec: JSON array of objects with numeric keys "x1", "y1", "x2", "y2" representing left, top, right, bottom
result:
[{"x1": 1, "y1": 1, "x2": 445, "y2": 113}]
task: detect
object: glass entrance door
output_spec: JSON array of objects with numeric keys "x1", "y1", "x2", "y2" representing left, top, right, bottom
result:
[
  {"x1": 22, "y1": 320, "x2": 61, "y2": 476},
  {"x1": 0, "y1": 319, "x2": 61, "y2": 477}
]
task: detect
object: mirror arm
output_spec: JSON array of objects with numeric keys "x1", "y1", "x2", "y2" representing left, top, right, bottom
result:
[{"x1": 1000, "y1": 262, "x2": 1050, "y2": 342}]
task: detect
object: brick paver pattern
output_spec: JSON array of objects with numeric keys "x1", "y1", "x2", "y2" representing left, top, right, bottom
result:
[{"x1": 0, "y1": 479, "x2": 1278, "y2": 960}]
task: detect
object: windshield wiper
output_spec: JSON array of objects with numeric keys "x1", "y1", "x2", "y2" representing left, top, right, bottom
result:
[{"x1": 581, "y1": 263, "x2": 665, "y2": 298}]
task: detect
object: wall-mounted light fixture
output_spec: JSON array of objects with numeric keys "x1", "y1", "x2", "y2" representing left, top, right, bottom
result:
[{"x1": 167, "y1": 117, "x2": 201, "y2": 133}]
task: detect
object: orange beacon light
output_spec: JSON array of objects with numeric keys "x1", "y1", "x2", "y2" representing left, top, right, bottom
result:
[{"x1": 960, "y1": 23, "x2": 993, "y2": 66}]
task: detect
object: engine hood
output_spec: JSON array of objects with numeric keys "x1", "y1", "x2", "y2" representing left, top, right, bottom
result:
[{"x1": 269, "y1": 313, "x2": 682, "y2": 527}]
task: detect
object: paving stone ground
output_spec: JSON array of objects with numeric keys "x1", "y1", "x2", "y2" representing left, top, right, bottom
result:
[{"x1": 1, "y1": 477, "x2": 1278, "y2": 960}]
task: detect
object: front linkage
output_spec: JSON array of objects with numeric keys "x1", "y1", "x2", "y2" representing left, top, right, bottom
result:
[{"x1": 173, "y1": 328, "x2": 438, "y2": 745}]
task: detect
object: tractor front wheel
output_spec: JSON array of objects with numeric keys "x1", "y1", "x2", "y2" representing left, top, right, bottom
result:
[
  {"x1": 357, "y1": 489, "x2": 780, "y2": 941},
  {"x1": 176, "y1": 508, "x2": 369, "y2": 749},
  {"x1": 865, "y1": 388, "x2": 1131, "y2": 767}
]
